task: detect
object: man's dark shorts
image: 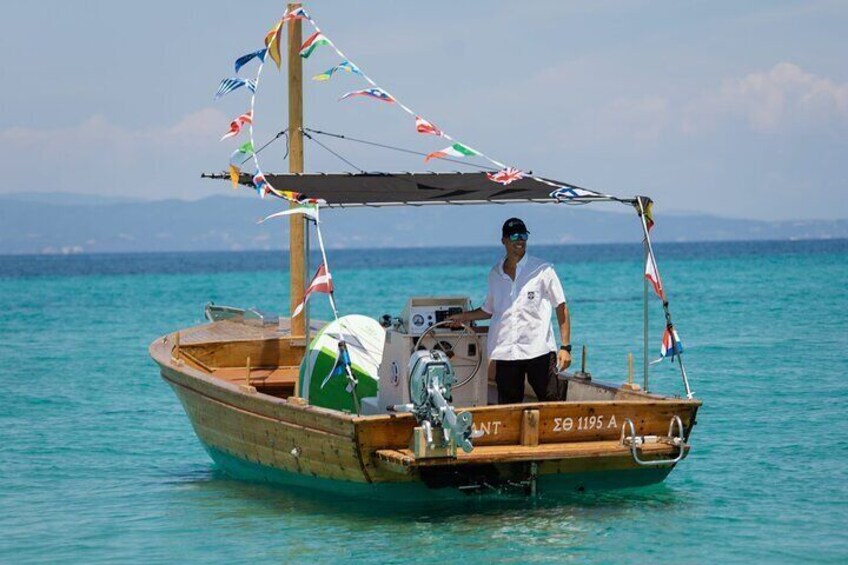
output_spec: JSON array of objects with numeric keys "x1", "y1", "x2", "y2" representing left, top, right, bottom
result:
[{"x1": 495, "y1": 352, "x2": 562, "y2": 404}]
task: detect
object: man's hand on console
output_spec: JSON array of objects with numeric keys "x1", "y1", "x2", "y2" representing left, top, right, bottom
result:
[{"x1": 446, "y1": 313, "x2": 466, "y2": 329}]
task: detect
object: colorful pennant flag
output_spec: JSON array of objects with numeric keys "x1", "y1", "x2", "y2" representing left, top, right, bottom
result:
[
  {"x1": 312, "y1": 60, "x2": 361, "y2": 81},
  {"x1": 415, "y1": 116, "x2": 443, "y2": 136},
  {"x1": 292, "y1": 263, "x2": 334, "y2": 317},
  {"x1": 252, "y1": 172, "x2": 270, "y2": 198},
  {"x1": 339, "y1": 88, "x2": 394, "y2": 103},
  {"x1": 300, "y1": 32, "x2": 332, "y2": 59},
  {"x1": 424, "y1": 143, "x2": 480, "y2": 163},
  {"x1": 214, "y1": 78, "x2": 256, "y2": 100},
  {"x1": 220, "y1": 111, "x2": 253, "y2": 141},
  {"x1": 257, "y1": 205, "x2": 319, "y2": 223},
  {"x1": 487, "y1": 167, "x2": 525, "y2": 186},
  {"x1": 229, "y1": 141, "x2": 253, "y2": 167},
  {"x1": 264, "y1": 20, "x2": 284, "y2": 69},
  {"x1": 645, "y1": 250, "x2": 665, "y2": 300},
  {"x1": 640, "y1": 197, "x2": 655, "y2": 232},
  {"x1": 549, "y1": 186, "x2": 600, "y2": 200},
  {"x1": 278, "y1": 190, "x2": 304, "y2": 201},
  {"x1": 283, "y1": 7, "x2": 310, "y2": 22},
  {"x1": 652, "y1": 326, "x2": 683, "y2": 363},
  {"x1": 228, "y1": 165, "x2": 240, "y2": 189},
  {"x1": 234, "y1": 49, "x2": 267, "y2": 73}
]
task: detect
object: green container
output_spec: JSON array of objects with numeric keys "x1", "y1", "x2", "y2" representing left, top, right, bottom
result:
[{"x1": 298, "y1": 314, "x2": 385, "y2": 413}]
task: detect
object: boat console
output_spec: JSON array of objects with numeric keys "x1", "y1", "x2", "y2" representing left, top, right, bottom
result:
[{"x1": 368, "y1": 297, "x2": 489, "y2": 414}]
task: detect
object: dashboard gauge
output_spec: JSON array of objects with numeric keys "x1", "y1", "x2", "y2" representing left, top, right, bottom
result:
[{"x1": 412, "y1": 314, "x2": 425, "y2": 326}]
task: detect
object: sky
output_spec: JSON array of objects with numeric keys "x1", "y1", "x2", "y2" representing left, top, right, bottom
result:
[{"x1": 1, "y1": 0, "x2": 846, "y2": 221}]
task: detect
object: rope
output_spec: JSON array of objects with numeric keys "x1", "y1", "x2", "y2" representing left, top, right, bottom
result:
[
  {"x1": 303, "y1": 128, "x2": 498, "y2": 171},
  {"x1": 239, "y1": 129, "x2": 288, "y2": 166},
  {"x1": 302, "y1": 129, "x2": 366, "y2": 173}
]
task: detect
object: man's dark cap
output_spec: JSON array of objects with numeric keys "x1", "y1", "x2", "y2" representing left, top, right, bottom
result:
[{"x1": 502, "y1": 217, "x2": 529, "y2": 238}]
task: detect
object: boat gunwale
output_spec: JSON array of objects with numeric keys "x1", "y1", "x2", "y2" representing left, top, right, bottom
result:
[{"x1": 151, "y1": 333, "x2": 702, "y2": 429}]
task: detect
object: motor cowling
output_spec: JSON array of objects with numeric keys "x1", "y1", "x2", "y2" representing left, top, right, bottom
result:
[{"x1": 406, "y1": 349, "x2": 475, "y2": 453}]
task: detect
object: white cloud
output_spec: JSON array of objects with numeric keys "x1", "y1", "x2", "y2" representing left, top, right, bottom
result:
[
  {"x1": 0, "y1": 108, "x2": 231, "y2": 199},
  {"x1": 684, "y1": 62, "x2": 848, "y2": 134},
  {"x1": 0, "y1": 108, "x2": 227, "y2": 161}
]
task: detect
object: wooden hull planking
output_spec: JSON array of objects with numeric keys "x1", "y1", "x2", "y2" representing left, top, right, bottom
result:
[{"x1": 151, "y1": 323, "x2": 701, "y2": 497}]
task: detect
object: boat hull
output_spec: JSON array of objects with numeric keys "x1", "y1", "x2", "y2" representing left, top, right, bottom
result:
[{"x1": 158, "y1": 344, "x2": 698, "y2": 499}]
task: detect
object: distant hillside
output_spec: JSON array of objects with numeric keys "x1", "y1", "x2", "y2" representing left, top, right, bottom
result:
[{"x1": 0, "y1": 193, "x2": 845, "y2": 255}]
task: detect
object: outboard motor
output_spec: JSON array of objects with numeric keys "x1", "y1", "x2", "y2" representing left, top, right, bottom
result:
[{"x1": 393, "y1": 349, "x2": 477, "y2": 453}]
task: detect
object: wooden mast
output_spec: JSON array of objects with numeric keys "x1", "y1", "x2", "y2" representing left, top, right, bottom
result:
[{"x1": 287, "y1": 2, "x2": 306, "y2": 339}]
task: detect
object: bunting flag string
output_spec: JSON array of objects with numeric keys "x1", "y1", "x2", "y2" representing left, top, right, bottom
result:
[
  {"x1": 264, "y1": 20, "x2": 284, "y2": 69},
  {"x1": 312, "y1": 60, "x2": 361, "y2": 81},
  {"x1": 339, "y1": 88, "x2": 394, "y2": 103},
  {"x1": 234, "y1": 49, "x2": 267, "y2": 74},
  {"x1": 424, "y1": 143, "x2": 480, "y2": 163},
  {"x1": 228, "y1": 165, "x2": 240, "y2": 189},
  {"x1": 214, "y1": 78, "x2": 256, "y2": 100},
  {"x1": 548, "y1": 185, "x2": 606, "y2": 200},
  {"x1": 645, "y1": 248, "x2": 665, "y2": 301},
  {"x1": 220, "y1": 110, "x2": 253, "y2": 141},
  {"x1": 283, "y1": 6, "x2": 310, "y2": 22},
  {"x1": 651, "y1": 325, "x2": 684, "y2": 364},
  {"x1": 487, "y1": 167, "x2": 525, "y2": 186},
  {"x1": 300, "y1": 32, "x2": 333, "y2": 59},
  {"x1": 415, "y1": 116, "x2": 443, "y2": 137},
  {"x1": 215, "y1": 5, "x2": 611, "y2": 211},
  {"x1": 257, "y1": 204, "x2": 320, "y2": 223},
  {"x1": 292, "y1": 263, "x2": 334, "y2": 317}
]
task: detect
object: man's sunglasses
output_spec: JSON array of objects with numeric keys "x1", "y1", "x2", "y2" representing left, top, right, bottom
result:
[{"x1": 508, "y1": 233, "x2": 529, "y2": 242}]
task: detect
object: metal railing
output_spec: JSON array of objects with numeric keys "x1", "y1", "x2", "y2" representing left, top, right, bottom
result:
[{"x1": 620, "y1": 415, "x2": 686, "y2": 467}]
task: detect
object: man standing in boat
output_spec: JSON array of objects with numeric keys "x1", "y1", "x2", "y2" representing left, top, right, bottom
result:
[{"x1": 449, "y1": 218, "x2": 571, "y2": 404}]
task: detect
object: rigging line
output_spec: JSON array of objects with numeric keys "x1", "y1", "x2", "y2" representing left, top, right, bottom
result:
[
  {"x1": 240, "y1": 129, "x2": 289, "y2": 166},
  {"x1": 302, "y1": 130, "x2": 366, "y2": 173},
  {"x1": 302, "y1": 127, "x2": 499, "y2": 171}
]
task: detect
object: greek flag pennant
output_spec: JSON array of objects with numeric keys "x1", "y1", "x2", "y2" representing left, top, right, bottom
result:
[
  {"x1": 549, "y1": 186, "x2": 600, "y2": 200},
  {"x1": 234, "y1": 49, "x2": 267, "y2": 73},
  {"x1": 214, "y1": 78, "x2": 256, "y2": 100}
]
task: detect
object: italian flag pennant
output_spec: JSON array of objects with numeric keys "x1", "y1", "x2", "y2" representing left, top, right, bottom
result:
[
  {"x1": 424, "y1": 143, "x2": 479, "y2": 163},
  {"x1": 300, "y1": 32, "x2": 332, "y2": 59}
]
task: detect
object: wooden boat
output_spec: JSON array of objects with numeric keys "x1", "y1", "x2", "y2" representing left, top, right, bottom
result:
[{"x1": 150, "y1": 3, "x2": 701, "y2": 499}]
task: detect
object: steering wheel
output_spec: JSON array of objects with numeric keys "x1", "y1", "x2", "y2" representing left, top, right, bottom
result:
[{"x1": 413, "y1": 320, "x2": 482, "y2": 390}]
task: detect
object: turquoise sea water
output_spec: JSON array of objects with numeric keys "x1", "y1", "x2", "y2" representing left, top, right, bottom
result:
[{"x1": 1, "y1": 240, "x2": 846, "y2": 563}]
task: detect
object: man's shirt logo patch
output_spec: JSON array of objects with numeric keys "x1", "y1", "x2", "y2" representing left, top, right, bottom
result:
[{"x1": 527, "y1": 291, "x2": 535, "y2": 300}]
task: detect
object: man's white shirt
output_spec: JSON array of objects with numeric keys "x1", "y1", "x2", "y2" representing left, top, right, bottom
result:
[{"x1": 482, "y1": 254, "x2": 566, "y2": 361}]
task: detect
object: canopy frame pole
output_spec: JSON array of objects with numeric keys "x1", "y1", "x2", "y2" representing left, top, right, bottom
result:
[
  {"x1": 636, "y1": 197, "x2": 693, "y2": 399},
  {"x1": 643, "y1": 241, "x2": 649, "y2": 391},
  {"x1": 288, "y1": 2, "x2": 306, "y2": 339}
]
